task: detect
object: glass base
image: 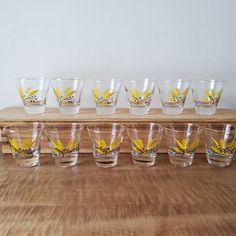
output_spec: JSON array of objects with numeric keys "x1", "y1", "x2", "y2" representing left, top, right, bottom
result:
[
  {"x1": 96, "y1": 107, "x2": 116, "y2": 115},
  {"x1": 129, "y1": 106, "x2": 149, "y2": 115},
  {"x1": 95, "y1": 158, "x2": 117, "y2": 168},
  {"x1": 133, "y1": 159, "x2": 155, "y2": 167},
  {"x1": 54, "y1": 157, "x2": 77, "y2": 167},
  {"x1": 59, "y1": 106, "x2": 80, "y2": 115},
  {"x1": 169, "y1": 156, "x2": 193, "y2": 167},
  {"x1": 24, "y1": 105, "x2": 45, "y2": 114},
  {"x1": 162, "y1": 106, "x2": 183, "y2": 115},
  {"x1": 15, "y1": 156, "x2": 39, "y2": 167},
  {"x1": 195, "y1": 105, "x2": 216, "y2": 116},
  {"x1": 206, "y1": 154, "x2": 232, "y2": 167}
]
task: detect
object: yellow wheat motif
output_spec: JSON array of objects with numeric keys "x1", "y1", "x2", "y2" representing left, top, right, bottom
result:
[
  {"x1": 94, "y1": 139, "x2": 121, "y2": 155},
  {"x1": 210, "y1": 138, "x2": 236, "y2": 157},
  {"x1": 173, "y1": 138, "x2": 199, "y2": 154},
  {"x1": 131, "y1": 138, "x2": 158, "y2": 156},
  {"x1": 18, "y1": 87, "x2": 39, "y2": 104},
  {"x1": 53, "y1": 87, "x2": 77, "y2": 106},
  {"x1": 202, "y1": 89, "x2": 223, "y2": 106},
  {"x1": 168, "y1": 87, "x2": 189, "y2": 105},
  {"x1": 8, "y1": 138, "x2": 35, "y2": 157},
  {"x1": 49, "y1": 138, "x2": 79, "y2": 156},
  {"x1": 129, "y1": 89, "x2": 153, "y2": 106},
  {"x1": 92, "y1": 88, "x2": 116, "y2": 107}
]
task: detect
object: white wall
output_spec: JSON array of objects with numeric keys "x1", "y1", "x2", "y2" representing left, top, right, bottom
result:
[{"x1": 0, "y1": 0, "x2": 235, "y2": 109}]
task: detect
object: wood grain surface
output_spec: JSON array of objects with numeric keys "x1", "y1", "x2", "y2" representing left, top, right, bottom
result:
[
  {"x1": 0, "y1": 107, "x2": 235, "y2": 124},
  {"x1": 0, "y1": 153, "x2": 236, "y2": 236}
]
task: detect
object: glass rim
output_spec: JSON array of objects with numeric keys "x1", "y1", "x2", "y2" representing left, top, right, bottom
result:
[
  {"x1": 16, "y1": 77, "x2": 48, "y2": 81},
  {"x1": 204, "y1": 124, "x2": 236, "y2": 133},
  {"x1": 157, "y1": 79, "x2": 192, "y2": 83},
  {"x1": 86, "y1": 123, "x2": 125, "y2": 133},
  {"x1": 4, "y1": 122, "x2": 44, "y2": 133},
  {"x1": 164, "y1": 123, "x2": 203, "y2": 133},
  {"x1": 51, "y1": 77, "x2": 85, "y2": 81},
  {"x1": 126, "y1": 123, "x2": 164, "y2": 133},
  {"x1": 191, "y1": 79, "x2": 225, "y2": 83},
  {"x1": 45, "y1": 123, "x2": 84, "y2": 133}
]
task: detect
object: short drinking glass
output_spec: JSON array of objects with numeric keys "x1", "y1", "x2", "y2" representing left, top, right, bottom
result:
[
  {"x1": 192, "y1": 80, "x2": 224, "y2": 115},
  {"x1": 157, "y1": 79, "x2": 191, "y2": 115},
  {"x1": 91, "y1": 79, "x2": 121, "y2": 115},
  {"x1": 205, "y1": 124, "x2": 236, "y2": 167},
  {"x1": 165, "y1": 124, "x2": 203, "y2": 167},
  {"x1": 52, "y1": 78, "x2": 84, "y2": 115},
  {"x1": 87, "y1": 124, "x2": 125, "y2": 168},
  {"x1": 127, "y1": 123, "x2": 164, "y2": 167},
  {"x1": 45, "y1": 123, "x2": 84, "y2": 167},
  {"x1": 4, "y1": 122, "x2": 44, "y2": 167},
  {"x1": 124, "y1": 79, "x2": 156, "y2": 115},
  {"x1": 16, "y1": 77, "x2": 49, "y2": 114}
]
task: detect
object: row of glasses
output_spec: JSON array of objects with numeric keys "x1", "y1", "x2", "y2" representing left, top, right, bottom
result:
[
  {"x1": 16, "y1": 77, "x2": 224, "y2": 116},
  {"x1": 4, "y1": 122, "x2": 235, "y2": 168}
]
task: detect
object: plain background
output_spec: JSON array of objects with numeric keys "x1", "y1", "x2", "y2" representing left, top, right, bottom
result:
[{"x1": 0, "y1": 0, "x2": 235, "y2": 109}]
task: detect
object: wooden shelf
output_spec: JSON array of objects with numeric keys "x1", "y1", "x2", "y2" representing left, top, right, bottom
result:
[
  {"x1": 0, "y1": 107, "x2": 235, "y2": 154},
  {"x1": 0, "y1": 107, "x2": 235, "y2": 124},
  {"x1": 0, "y1": 153, "x2": 235, "y2": 235}
]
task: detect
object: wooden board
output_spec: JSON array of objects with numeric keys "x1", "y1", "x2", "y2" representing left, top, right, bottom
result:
[
  {"x1": 0, "y1": 107, "x2": 235, "y2": 154},
  {"x1": 0, "y1": 153, "x2": 236, "y2": 235}
]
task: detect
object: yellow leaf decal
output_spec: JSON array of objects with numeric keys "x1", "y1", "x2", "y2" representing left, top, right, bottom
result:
[
  {"x1": 18, "y1": 87, "x2": 24, "y2": 98},
  {"x1": 104, "y1": 89, "x2": 111, "y2": 96},
  {"x1": 57, "y1": 140, "x2": 64, "y2": 151},
  {"x1": 52, "y1": 148, "x2": 60, "y2": 155},
  {"x1": 64, "y1": 87, "x2": 72, "y2": 95},
  {"x1": 92, "y1": 88, "x2": 101, "y2": 98},
  {"x1": 29, "y1": 90, "x2": 38, "y2": 97},
  {"x1": 104, "y1": 92, "x2": 115, "y2": 99},
  {"x1": 143, "y1": 92, "x2": 153, "y2": 99},
  {"x1": 64, "y1": 90, "x2": 76, "y2": 98},
  {"x1": 173, "y1": 147, "x2": 182, "y2": 153},
  {"x1": 22, "y1": 139, "x2": 34, "y2": 150},
  {"x1": 147, "y1": 139, "x2": 158, "y2": 150},
  {"x1": 175, "y1": 139, "x2": 186, "y2": 150},
  {"x1": 183, "y1": 87, "x2": 190, "y2": 97},
  {"x1": 100, "y1": 139, "x2": 107, "y2": 149},
  {"x1": 190, "y1": 139, "x2": 199, "y2": 150},
  {"x1": 132, "y1": 138, "x2": 144, "y2": 150},
  {"x1": 53, "y1": 88, "x2": 62, "y2": 98},
  {"x1": 110, "y1": 139, "x2": 121, "y2": 150},
  {"x1": 96, "y1": 148, "x2": 104, "y2": 154},
  {"x1": 211, "y1": 147, "x2": 222, "y2": 154},
  {"x1": 9, "y1": 138, "x2": 19, "y2": 151},
  {"x1": 217, "y1": 89, "x2": 223, "y2": 98},
  {"x1": 130, "y1": 89, "x2": 141, "y2": 99},
  {"x1": 211, "y1": 137, "x2": 220, "y2": 148},
  {"x1": 26, "y1": 87, "x2": 31, "y2": 94}
]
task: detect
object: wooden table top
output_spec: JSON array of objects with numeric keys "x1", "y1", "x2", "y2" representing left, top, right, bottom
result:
[
  {"x1": 0, "y1": 107, "x2": 235, "y2": 124},
  {"x1": 0, "y1": 153, "x2": 236, "y2": 235}
]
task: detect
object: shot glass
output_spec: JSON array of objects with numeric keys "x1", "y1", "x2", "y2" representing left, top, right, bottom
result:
[
  {"x1": 91, "y1": 79, "x2": 121, "y2": 115},
  {"x1": 16, "y1": 77, "x2": 49, "y2": 114},
  {"x1": 4, "y1": 122, "x2": 44, "y2": 167},
  {"x1": 52, "y1": 78, "x2": 84, "y2": 115},
  {"x1": 45, "y1": 123, "x2": 84, "y2": 167},
  {"x1": 205, "y1": 124, "x2": 236, "y2": 167},
  {"x1": 165, "y1": 124, "x2": 203, "y2": 167},
  {"x1": 87, "y1": 124, "x2": 125, "y2": 168},
  {"x1": 192, "y1": 80, "x2": 224, "y2": 115},
  {"x1": 127, "y1": 123, "x2": 164, "y2": 167},
  {"x1": 157, "y1": 79, "x2": 191, "y2": 115},
  {"x1": 124, "y1": 79, "x2": 156, "y2": 115}
]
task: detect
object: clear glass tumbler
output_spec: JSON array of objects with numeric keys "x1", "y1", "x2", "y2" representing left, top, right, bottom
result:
[
  {"x1": 192, "y1": 80, "x2": 224, "y2": 115},
  {"x1": 16, "y1": 77, "x2": 49, "y2": 114},
  {"x1": 87, "y1": 124, "x2": 125, "y2": 168},
  {"x1": 127, "y1": 123, "x2": 164, "y2": 167},
  {"x1": 91, "y1": 79, "x2": 121, "y2": 115},
  {"x1": 4, "y1": 122, "x2": 44, "y2": 167},
  {"x1": 205, "y1": 124, "x2": 236, "y2": 167},
  {"x1": 45, "y1": 123, "x2": 84, "y2": 167},
  {"x1": 124, "y1": 79, "x2": 156, "y2": 115},
  {"x1": 157, "y1": 79, "x2": 191, "y2": 115},
  {"x1": 52, "y1": 78, "x2": 84, "y2": 115},
  {"x1": 165, "y1": 124, "x2": 203, "y2": 167}
]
